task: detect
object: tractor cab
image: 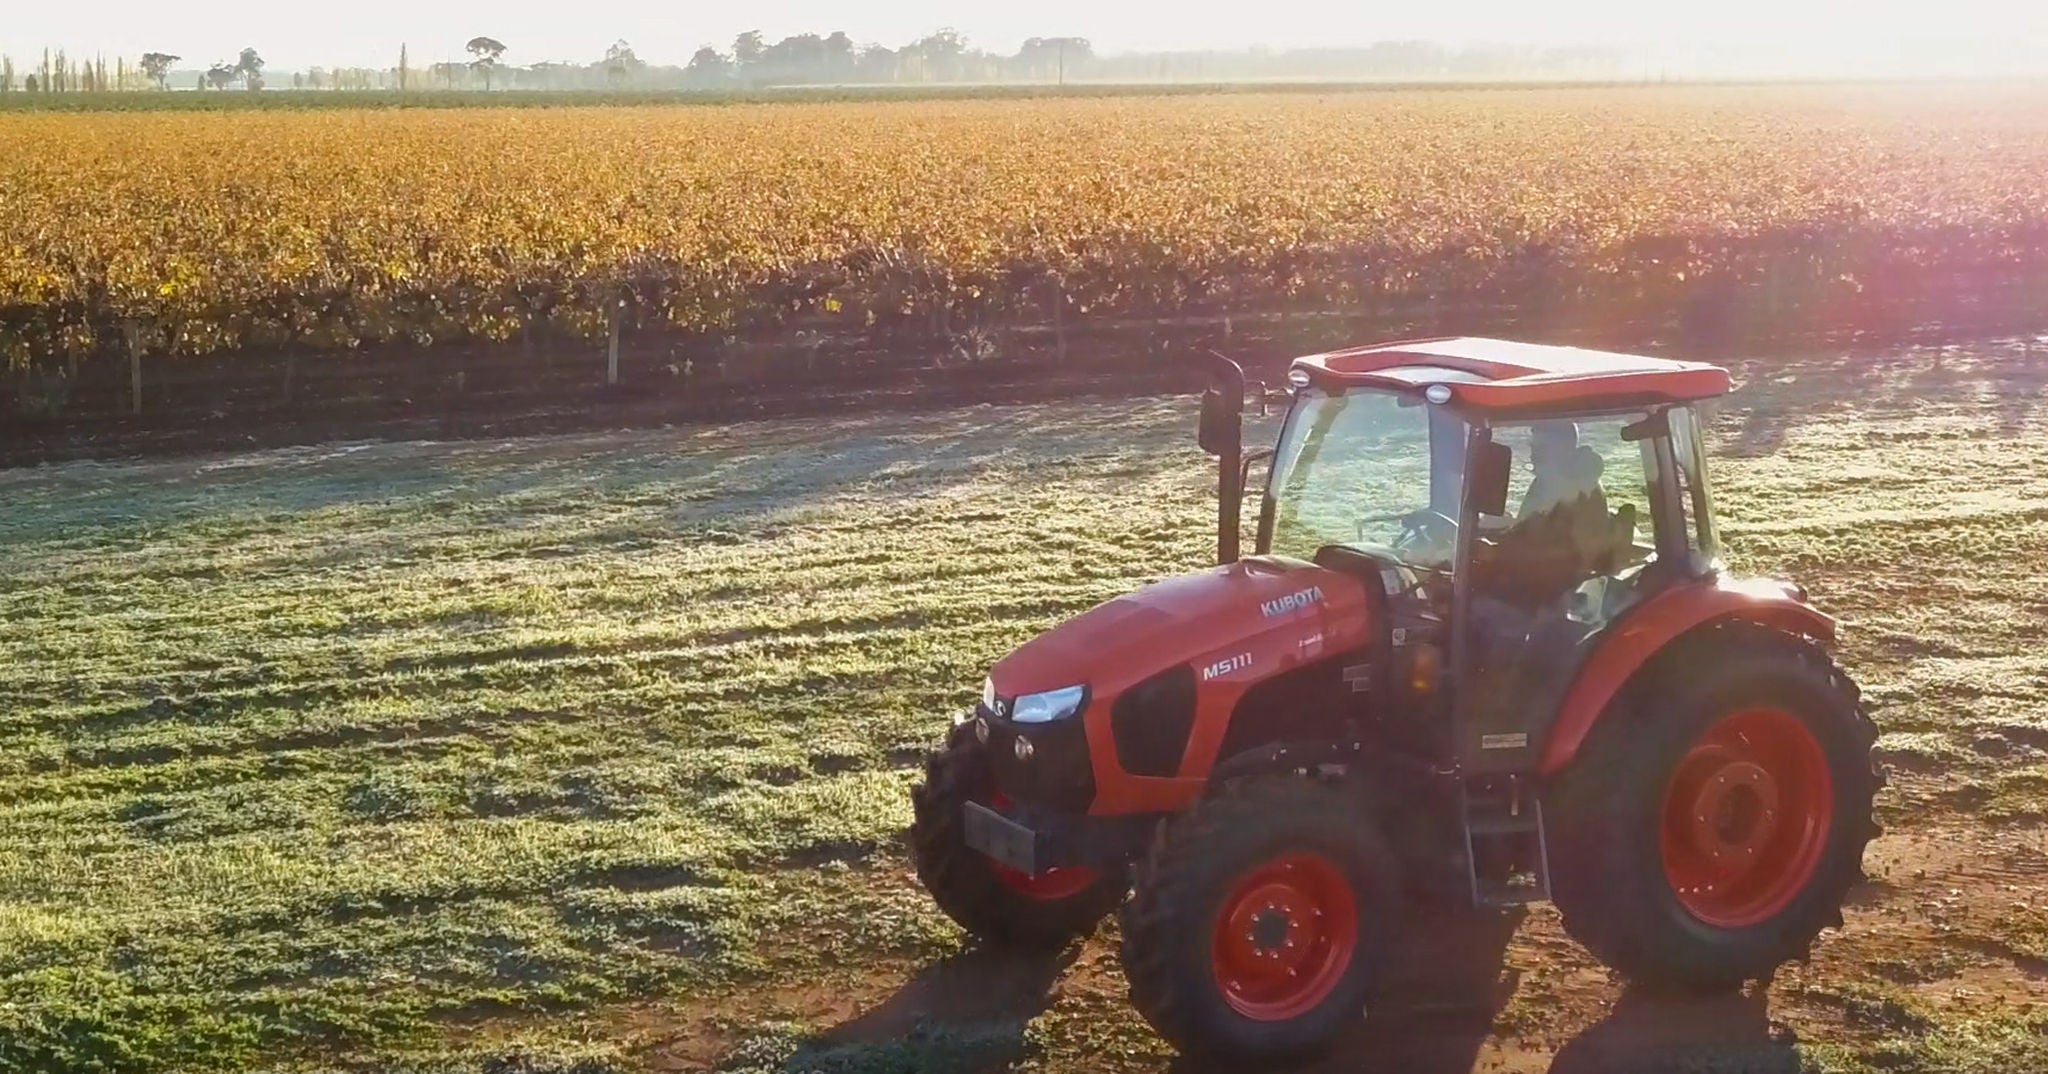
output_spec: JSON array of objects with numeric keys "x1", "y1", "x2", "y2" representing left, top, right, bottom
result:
[
  {"x1": 912, "y1": 337, "x2": 1876, "y2": 1064},
  {"x1": 1237, "y1": 338, "x2": 1731, "y2": 775}
]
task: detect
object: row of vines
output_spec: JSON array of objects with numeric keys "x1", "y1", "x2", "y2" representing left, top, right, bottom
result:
[{"x1": 4, "y1": 85, "x2": 2048, "y2": 376}]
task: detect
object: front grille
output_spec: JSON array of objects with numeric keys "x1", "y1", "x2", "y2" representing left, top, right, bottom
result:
[
  {"x1": 1111, "y1": 666, "x2": 1197, "y2": 777},
  {"x1": 981, "y1": 702, "x2": 1095, "y2": 813}
]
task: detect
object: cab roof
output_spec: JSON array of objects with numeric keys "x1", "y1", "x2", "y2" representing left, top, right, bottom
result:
[{"x1": 1291, "y1": 337, "x2": 1731, "y2": 414}]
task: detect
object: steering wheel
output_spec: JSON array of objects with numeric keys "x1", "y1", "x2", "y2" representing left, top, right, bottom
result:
[{"x1": 1356, "y1": 509, "x2": 1458, "y2": 550}]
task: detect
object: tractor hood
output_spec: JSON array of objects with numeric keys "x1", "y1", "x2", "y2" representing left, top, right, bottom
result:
[{"x1": 989, "y1": 555, "x2": 1371, "y2": 702}]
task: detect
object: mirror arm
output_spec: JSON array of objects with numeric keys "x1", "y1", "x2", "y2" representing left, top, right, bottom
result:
[{"x1": 1238, "y1": 446, "x2": 1274, "y2": 492}]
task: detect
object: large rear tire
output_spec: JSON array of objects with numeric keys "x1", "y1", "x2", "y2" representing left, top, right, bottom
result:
[
  {"x1": 909, "y1": 726, "x2": 1129, "y2": 948},
  {"x1": 1120, "y1": 776, "x2": 1399, "y2": 1062},
  {"x1": 1548, "y1": 625, "x2": 1880, "y2": 993}
]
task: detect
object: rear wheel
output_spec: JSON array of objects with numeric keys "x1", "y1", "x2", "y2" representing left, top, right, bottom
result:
[
  {"x1": 1121, "y1": 777, "x2": 1398, "y2": 1062},
  {"x1": 1548, "y1": 626, "x2": 1880, "y2": 993},
  {"x1": 909, "y1": 726, "x2": 1128, "y2": 948}
]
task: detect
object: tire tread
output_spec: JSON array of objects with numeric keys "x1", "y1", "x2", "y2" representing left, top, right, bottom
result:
[{"x1": 1547, "y1": 622, "x2": 1880, "y2": 992}]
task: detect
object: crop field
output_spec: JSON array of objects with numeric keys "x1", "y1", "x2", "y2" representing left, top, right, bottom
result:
[
  {"x1": 2, "y1": 336, "x2": 2047, "y2": 1073},
  {"x1": 6, "y1": 84, "x2": 2048, "y2": 381}
]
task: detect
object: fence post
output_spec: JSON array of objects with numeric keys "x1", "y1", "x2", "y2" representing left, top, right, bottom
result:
[
  {"x1": 124, "y1": 320, "x2": 143, "y2": 416},
  {"x1": 606, "y1": 299, "x2": 622, "y2": 386},
  {"x1": 1051, "y1": 289, "x2": 1067, "y2": 365}
]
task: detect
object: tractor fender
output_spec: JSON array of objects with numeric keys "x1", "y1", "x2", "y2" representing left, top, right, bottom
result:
[{"x1": 1536, "y1": 577, "x2": 1836, "y2": 776}]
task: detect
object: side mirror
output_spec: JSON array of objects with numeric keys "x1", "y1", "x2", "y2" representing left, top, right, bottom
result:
[
  {"x1": 1471, "y1": 439, "x2": 1512, "y2": 518},
  {"x1": 1621, "y1": 410, "x2": 1670, "y2": 443},
  {"x1": 1198, "y1": 388, "x2": 1239, "y2": 457}
]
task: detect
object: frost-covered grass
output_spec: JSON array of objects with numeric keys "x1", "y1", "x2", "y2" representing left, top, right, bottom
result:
[{"x1": 2, "y1": 338, "x2": 2047, "y2": 1071}]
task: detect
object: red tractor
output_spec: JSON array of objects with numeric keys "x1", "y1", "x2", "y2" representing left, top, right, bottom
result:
[{"x1": 910, "y1": 337, "x2": 1879, "y2": 1061}]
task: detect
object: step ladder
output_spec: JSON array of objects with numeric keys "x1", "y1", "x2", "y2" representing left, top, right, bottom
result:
[{"x1": 1460, "y1": 782, "x2": 1553, "y2": 908}]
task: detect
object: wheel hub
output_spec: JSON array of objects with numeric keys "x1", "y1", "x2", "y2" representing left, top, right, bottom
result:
[
  {"x1": 1660, "y1": 708, "x2": 1835, "y2": 928},
  {"x1": 1249, "y1": 906, "x2": 1292, "y2": 953},
  {"x1": 1210, "y1": 854, "x2": 1357, "y2": 1021},
  {"x1": 1681, "y1": 756, "x2": 1781, "y2": 877}
]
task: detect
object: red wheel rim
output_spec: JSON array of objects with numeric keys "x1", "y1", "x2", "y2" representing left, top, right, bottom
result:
[
  {"x1": 1209, "y1": 853, "x2": 1359, "y2": 1021},
  {"x1": 984, "y1": 790, "x2": 1099, "y2": 900},
  {"x1": 1660, "y1": 707, "x2": 1834, "y2": 928}
]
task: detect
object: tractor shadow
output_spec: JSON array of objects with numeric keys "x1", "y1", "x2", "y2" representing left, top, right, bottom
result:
[
  {"x1": 784, "y1": 944, "x2": 1071, "y2": 1068},
  {"x1": 1168, "y1": 906, "x2": 1796, "y2": 1074},
  {"x1": 1541, "y1": 987, "x2": 1797, "y2": 1074},
  {"x1": 789, "y1": 908, "x2": 1794, "y2": 1074}
]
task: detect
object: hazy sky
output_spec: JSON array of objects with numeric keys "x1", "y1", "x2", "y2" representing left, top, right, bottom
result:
[{"x1": 6, "y1": 0, "x2": 2044, "y2": 69}]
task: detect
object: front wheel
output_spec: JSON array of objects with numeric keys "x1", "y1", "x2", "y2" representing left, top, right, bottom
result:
[
  {"x1": 909, "y1": 726, "x2": 1128, "y2": 948},
  {"x1": 1120, "y1": 776, "x2": 1399, "y2": 1062},
  {"x1": 1548, "y1": 626, "x2": 1880, "y2": 993}
]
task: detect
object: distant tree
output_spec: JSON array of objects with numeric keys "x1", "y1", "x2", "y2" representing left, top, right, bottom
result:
[
  {"x1": 139, "y1": 52, "x2": 180, "y2": 90},
  {"x1": 306, "y1": 66, "x2": 326, "y2": 89},
  {"x1": 604, "y1": 39, "x2": 642, "y2": 83},
  {"x1": 206, "y1": 62, "x2": 237, "y2": 90},
  {"x1": 26, "y1": 74, "x2": 39, "y2": 93},
  {"x1": 525, "y1": 60, "x2": 578, "y2": 89},
  {"x1": 236, "y1": 47, "x2": 264, "y2": 90},
  {"x1": 823, "y1": 31, "x2": 855, "y2": 79},
  {"x1": 758, "y1": 34, "x2": 825, "y2": 82},
  {"x1": 854, "y1": 44, "x2": 898, "y2": 82},
  {"x1": 1017, "y1": 37, "x2": 1091, "y2": 83},
  {"x1": 685, "y1": 46, "x2": 732, "y2": 84},
  {"x1": 0, "y1": 55, "x2": 14, "y2": 93},
  {"x1": 466, "y1": 36, "x2": 507, "y2": 89},
  {"x1": 733, "y1": 31, "x2": 764, "y2": 68},
  {"x1": 399, "y1": 43, "x2": 410, "y2": 91},
  {"x1": 292, "y1": 72, "x2": 304, "y2": 89},
  {"x1": 910, "y1": 28, "x2": 967, "y2": 81}
]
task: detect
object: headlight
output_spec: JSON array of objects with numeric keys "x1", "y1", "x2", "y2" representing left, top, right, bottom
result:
[
  {"x1": 1011, "y1": 684, "x2": 1086, "y2": 724},
  {"x1": 980, "y1": 677, "x2": 996, "y2": 712}
]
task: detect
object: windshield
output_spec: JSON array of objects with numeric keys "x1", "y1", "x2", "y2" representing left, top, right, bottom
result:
[{"x1": 1263, "y1": 388, "x2": 1469, "y2": 568}]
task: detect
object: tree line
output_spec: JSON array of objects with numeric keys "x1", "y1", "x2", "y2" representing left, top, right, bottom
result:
[
  {"x1": 0, "y1": 30, "x2": 1647, "y2": 95},
  {"x1": 0, "y1": 48, "x2": 261, "y2": 92}
]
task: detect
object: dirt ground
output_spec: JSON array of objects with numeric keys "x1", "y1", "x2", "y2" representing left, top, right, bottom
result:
[{"x1": 578, "y1": 817, "x2": 2048, "y2": 1074}]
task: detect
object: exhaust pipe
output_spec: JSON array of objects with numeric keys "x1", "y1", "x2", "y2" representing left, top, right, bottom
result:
[{"x1": 1197, "y1": 353, "x2": 1246, "y2": 565}]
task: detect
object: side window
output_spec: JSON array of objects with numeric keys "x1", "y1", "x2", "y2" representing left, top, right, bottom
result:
[
  {"x1": 1498, "y1": 417, "x2": 1651, "y2": 547},
  {"x1": 1490, "y1": 425, "x2": 1533, "y2": 528},
  {"x1": 1476, "y1": 414, "x2": 1656, "y2": 624},
  {"x1": 1580, "y1": 420, "x2": 1650, "y2": 552},
  {"x1": 1669, "y1": 406, "x2": 1720, "y2": 563}
]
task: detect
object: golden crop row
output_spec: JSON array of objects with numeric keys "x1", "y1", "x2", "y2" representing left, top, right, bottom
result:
[{"x1": 3, "y1": 85, "x2": 2048, "y2": 366}]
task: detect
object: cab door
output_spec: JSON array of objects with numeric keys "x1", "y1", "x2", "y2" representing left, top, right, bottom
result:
[{"x1": 1452, "y1": 410, "x2": 1681, "y2": 773}]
